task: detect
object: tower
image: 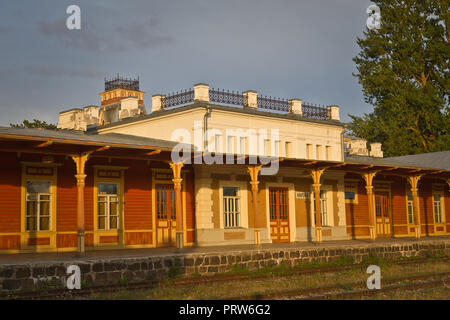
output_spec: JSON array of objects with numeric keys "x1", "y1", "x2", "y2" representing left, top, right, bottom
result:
[{"x1": 99, "y1": 75, "x2": 147, "y2": 125}]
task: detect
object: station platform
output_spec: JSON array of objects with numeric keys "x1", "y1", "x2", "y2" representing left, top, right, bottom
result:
[{"x1": 1, "y1": 235, "x2": 449, "y2": 265}]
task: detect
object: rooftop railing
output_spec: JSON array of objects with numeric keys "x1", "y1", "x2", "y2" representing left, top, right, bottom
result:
[{"x1": 154, "y1": 84, "x2": 338, "y2": 121}]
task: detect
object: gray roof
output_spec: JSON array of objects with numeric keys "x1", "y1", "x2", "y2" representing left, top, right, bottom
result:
[
  {"x1": 345, "y1": 153, "x2": 450, "y2": 171},
  {"x1": 0, "y1": 127, "x2": 186, "y2": 151},
  {"x1": 385, "y1": 151, "x2": 450, "y2": 171}
]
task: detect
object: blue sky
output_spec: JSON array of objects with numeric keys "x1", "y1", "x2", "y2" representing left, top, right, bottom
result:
[{"x1": 0, "y1": 0, "x2": 374, "y2": 126}]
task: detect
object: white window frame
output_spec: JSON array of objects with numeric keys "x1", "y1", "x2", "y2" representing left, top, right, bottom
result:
[
  {"x1": 311, "y1": 186, "x2": 333, "y2": 227},
  {"x1": 97, "y1": 182, "x2": 120, "y2": 230},
  {"x1": 219, "y1": 181, "x2": 248, "y2": 229},
  {"x1": 25, "y1": 180, "x2": 52, "y2": 232},
  {"x1": 407, "y1": 192, "x2": 414, "y2": 224},
  {"x1": 222, "y1": 187, "x2": 241, "y2": 228},
  {"x1": 433, "y1": 193, "x2": 444, "y2": 224}
]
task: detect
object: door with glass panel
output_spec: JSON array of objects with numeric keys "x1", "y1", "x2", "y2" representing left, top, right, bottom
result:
[
  {"x1": 97, "y1": 183, "x2": 120, "y2": 231},
  {"x1": 433, "y1": 193, "x2": 445, "y2": 234},
  {"x1": 375, "y1": 192, "x2": 391, "y2": 236},
  {"x1": 269, "y1": 187, "x2": 290, "y2": 242},
  {"x1": 156, "y1": 184, "x2": 176, "y2": 246},
  {"x1": 26, "y1": 180, "x2": 51, "y2": 232}
]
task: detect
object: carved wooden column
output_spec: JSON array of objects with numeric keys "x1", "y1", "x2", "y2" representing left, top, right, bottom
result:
[
  {"x1": 248, "y1": 165, "x2": 262, "y2": 245},
  {"x1": 360, "y1": 172, "x2": 377, "y2": 240},
  {"x1": 170, "y1": 162, "x2": 184, "y2": 249},
  {"x1": 71, "y1": 152, "x2": 91, "y2": 256},
  {"x1": 407, "y1": 175, "x2": 423, "y2": 239},
  {"x1": 309, "y1": 168, "x2": 326, "y2": 243}
]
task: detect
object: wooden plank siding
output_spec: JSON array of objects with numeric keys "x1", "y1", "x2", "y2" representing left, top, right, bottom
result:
[
  {"x1": 345, "y1": 175, "x2": 370, "y2": 238},
  {"x1": 0, "y1": 153, "x2": 21, "y2": 234}
]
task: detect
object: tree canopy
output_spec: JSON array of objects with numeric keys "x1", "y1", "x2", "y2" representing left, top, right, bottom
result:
[
  {"x1": 10, "y1": 119, "x2": 57, "y2": 130},
  {"x1": 348, "y1": 0, "x2": 449, "y2": 157}
]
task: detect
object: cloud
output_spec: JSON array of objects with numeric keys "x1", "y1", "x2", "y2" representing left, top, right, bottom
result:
[
  {"x1": 0, "y1": 26, "x2": 12, "y2": 33},
  {"x1": 38, "y1": 16, "x2": 173, "y2": 53},
  {"x1": 24, "y1": 65, "x2": 105, "y2": 79},
  {"x1": 39, "y1": 19, "x2": 102, "y2": 52}
]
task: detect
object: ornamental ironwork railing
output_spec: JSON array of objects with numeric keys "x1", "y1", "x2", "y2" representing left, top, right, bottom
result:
[
  {"x1": 158, "y1": 86, "x2": 332, "y2": 121},
  {"x1": 105, "y1": 75, "x2": 139, "y2": 91},
  {"x1": 161, "y1": 89, "x2": 194, "y2": 109},
  {"x1": 302, "y1": 103, "x2": 330, "y2": 120},
  {"x1": 209, "y1": 88, "x2": 244, "y2": 106},
  {"x1": 257, "y1": 96, "x2": 291, "y2": 113}
]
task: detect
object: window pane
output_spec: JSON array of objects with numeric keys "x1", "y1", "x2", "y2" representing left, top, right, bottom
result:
[
  {"x1": 27, "y1": 201, "x2": 37, "y2": 216},
  {"x1": 27, "y1": 217, "x2": 37, "y2": 231},
  {"x1": 110, "y1": 201, "x2": 118, "y2": 217},
  {"x1": 98, "y1": 216, "x2": 106, "y2": 229},
  {"x1": 98, "y1": 201, "x2": 106, "y2": 216},
  {"x1": 39, "y1": 217, "x2": 50, "y2": 231},
  {"x1": 26, "y1": 181, "x2": 51, "y2": 193},
  {"x1": 345, "y1": 191, "x2": 355, "y2": 200},
  {"x1": 223, "y1": 187, "x2": 238, "y2": 197},
  {"x1": 110, "y1": 216, "x2": 117, "y2": 229},
  {"x1": 407, "y1": 193, "x2": 413, "y2": 201},
  {"x1": 40, "y1": 201, "x2": 50, "y2": 216},
  {"x1": 98, "y1": 183, "x2": 118, "y2": 195}
]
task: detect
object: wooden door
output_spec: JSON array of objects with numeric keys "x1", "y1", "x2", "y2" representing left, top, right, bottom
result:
[
  {"x1": 156, "y1": 184, "x2": 176, "y2": 246},
  {"x1": 269, "y1": 188, "x2": 290, "y2": 242},
  {"x1": 375, "y1": 192, "x2": 391, "y2": 236}
]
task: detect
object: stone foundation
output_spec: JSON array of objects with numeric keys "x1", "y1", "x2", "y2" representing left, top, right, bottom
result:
[{"x1": 1, "y1": 239, "x2": 449, "y2": 292}]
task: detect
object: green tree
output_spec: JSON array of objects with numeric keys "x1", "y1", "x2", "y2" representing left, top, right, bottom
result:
[
  {"x1": 10, "y1": 119, "x2": 57, "y2": 130},
  {"x1": 349, "y1": 0, "x2": 449, "y2": 157}
]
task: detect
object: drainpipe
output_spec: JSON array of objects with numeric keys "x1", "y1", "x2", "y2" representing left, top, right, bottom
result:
[{"x1": 203, "y1": 105, "x2": 212, "y2": 152}]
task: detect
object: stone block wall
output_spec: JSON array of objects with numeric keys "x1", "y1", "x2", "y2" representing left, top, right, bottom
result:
[{"x1": 1, "y1": 239, "x2": 449, "y2": 292}]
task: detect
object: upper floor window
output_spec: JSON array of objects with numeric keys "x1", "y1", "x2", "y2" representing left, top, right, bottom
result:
[
  {"x1": 26, "y1": 180, "x2": 51, "y2": 231},
  {"x1": 285, "y1": 141, "x2": 292, "y2": 158},
  {"x1": 239, "y1": 137, "x2": 246, "y2": 155},
  {"x1": 316, "y1": 145, "x2": 323, "y2": 160},
  {"x1": 223, "y1": 187, "x2": 240, "y2": 228},
  {"x1": 214, "y1": 134, "x2": 222, "y2": 153},
  {"x1": 227, "y1": 136, "x2": 235, "y2": 154},
  {"x1": 98, "y1": 183, "x2": 119, "y2": 230},
  {"x1": 326, "y1": 146, "x2": 332, "y2": 160},
  {"x1": 306, "y1": 144, "x2": 313, "y2": 159}
]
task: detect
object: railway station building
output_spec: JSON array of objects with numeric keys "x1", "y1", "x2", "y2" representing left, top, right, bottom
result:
[{"x1": 0, "y1": 77, "x2": 449, "y2": 254}]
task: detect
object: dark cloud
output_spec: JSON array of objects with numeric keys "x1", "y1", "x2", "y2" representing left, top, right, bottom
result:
[
  {"x1": 0, "y1": 26, "x2": 12, "y2": 33},
  {"x1": 38, "y1": 16, "x2": 173, "y2": 53},
  {"x1": 24, "y1": 65, "x2": 105, "y2": 79}
]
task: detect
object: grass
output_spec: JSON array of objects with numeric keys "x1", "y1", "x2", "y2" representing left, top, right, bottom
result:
[{"x1": 83, "y1": 256, "x2": 450, "y2": 300}]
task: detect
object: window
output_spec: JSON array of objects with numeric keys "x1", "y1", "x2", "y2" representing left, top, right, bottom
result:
[
  {"x1": 214, "y1": 134, "x2": 222, "y2": 153},
  {"x1": 264, "y1": 139, "x2": 270, "y2": 156},
  {"x1": 433, "y1": 193, "x2": 443, "y2": 224},
  {"x1": 345, "y1": 191, "x2": 356, "y2": 201},
  {"x1": 98, "y1": 183, "x2": 119, "y2": 230},
  {"x1": 26, "y1": 180, "x2": 51, "y2": 231},
  {"x1": 239, "y1": 137, "x2": 246, "y2": 155},
  {"x1": 306, "y1": 144, "x2": 313, "y2": 159},
  {"x1": 407, "y1": 193, "x2": 414, "y2": 224},
  {"x1": 274, "y1": 141, "x2": 280, "y2": 157},
  {"x1": 227, "y1": 136, "x2": 235, "y2": 154},
  {"x1": 223, "y1": 187, "x2": 240, "y2": 228},
  {"x1": 313, "y1": 190, "x2": 328, "y2": 226},
  {"x1": 156, "y1": 185, "x2": 175, "y2": 220},
  {"x1": 285, "y1": 142, "x2": 292, "y2": 158},
  {"x1": 326, "y1": 146, "x2": 332, "y2": 160},
  {"x1": 316, "y1": 145, "x2": 323, "y2": 160}
]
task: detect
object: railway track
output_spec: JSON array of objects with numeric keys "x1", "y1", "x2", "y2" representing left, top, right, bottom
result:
[
  {"x1": 224, "y1": 271, "x2": 450, "y2": 300},
  {"x1": 1, "y1": 256, "x2": 448, "y2": 300}
]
